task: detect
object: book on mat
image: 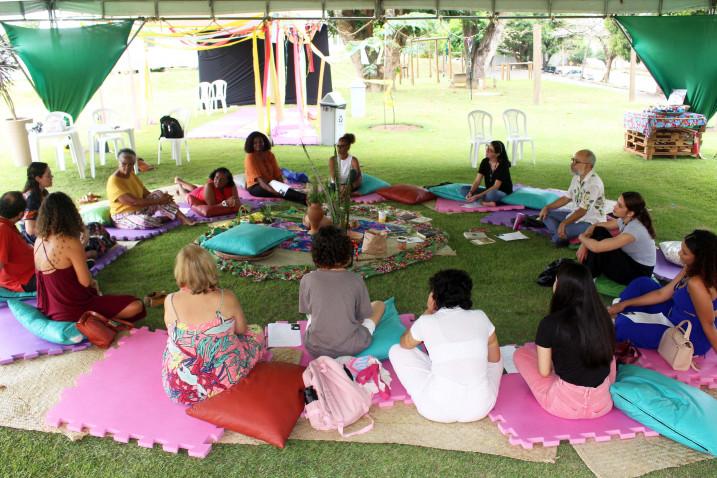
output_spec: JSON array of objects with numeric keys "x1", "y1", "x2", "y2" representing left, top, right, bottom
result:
[
  {"x1": 464, "y1": 231, "x2": 488, "y2": 240},
  {"x1": 470, "y1": 237, "x2": 495, "y2": 246},
  {"x1": 269, "y1": 180, "x2": 291, "y2": 195},
  {"x1": 497, "y1": 231, "x2": 529, "y2": 241},
  {"x1": 267, "y1": 322, "x2": 302, "y2": 347},
  {"x1": 410, "y1": 216, "x2": 433, "y2": 224}
]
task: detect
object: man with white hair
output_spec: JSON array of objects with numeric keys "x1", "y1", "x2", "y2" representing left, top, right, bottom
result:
[{"x1": 537, "y1": 149, "x2": 607, "y2": 247}]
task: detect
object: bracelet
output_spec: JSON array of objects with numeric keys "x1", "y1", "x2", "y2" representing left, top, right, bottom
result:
[{"x1": 221, "y1": 200, "x2": 228, "y2": 207}]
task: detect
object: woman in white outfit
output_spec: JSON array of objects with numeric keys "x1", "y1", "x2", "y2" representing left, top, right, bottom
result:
[
  {"x1": 328, "y1": 133, "x2": 362, "y2": 192},
  {"x1": 389, "y1": 269, "x2": 503, "y2": 423}
]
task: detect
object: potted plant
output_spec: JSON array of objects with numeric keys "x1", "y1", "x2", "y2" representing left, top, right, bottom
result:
[
  {"x1": 0, "y1": 37, "x2": 32, "y2": 167},
  {"x1": 306, "y1": 178, "x2": 325, "y2": 235},
  {"x1": 301, "y1": 144, "x2": 353, "y2": 232}
]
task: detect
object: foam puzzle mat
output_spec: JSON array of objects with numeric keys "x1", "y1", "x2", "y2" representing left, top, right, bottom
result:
[
  {"x1": 106, "y1": 220, "x2": 181, "y2": 241},
  {"x1": 638, "y1": 348, "x2": 717, "y2": 389}
]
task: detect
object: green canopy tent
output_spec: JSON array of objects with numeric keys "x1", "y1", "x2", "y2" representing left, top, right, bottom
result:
[
  {"x1": 2, "y1": 20, "x2": 137, "y2": 120},
  {"x1": 617, "y1": 15, "x2": 717, "y2": 121}
]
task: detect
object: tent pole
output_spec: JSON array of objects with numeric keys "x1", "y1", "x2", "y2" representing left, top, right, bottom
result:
[{"x1": 533, "y1": 23, "x2": 542, "y2": 104}]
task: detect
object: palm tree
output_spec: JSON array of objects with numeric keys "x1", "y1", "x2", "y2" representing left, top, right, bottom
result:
[{"x1": 0, "y1": 37, "x2": 19, "y2": 120}]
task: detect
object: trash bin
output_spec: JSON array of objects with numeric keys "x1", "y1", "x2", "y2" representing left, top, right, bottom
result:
[
  {"x1": 350, "y1": 80, "x2": 366, "y2": 118},
  {"x1": 320, "y1": 91, "x2": 346, "y2": 146}
]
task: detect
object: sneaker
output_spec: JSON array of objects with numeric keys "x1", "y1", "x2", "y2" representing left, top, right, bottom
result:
[{"x1": 513, "y1": 213, "x2": 526, "y2": 231}]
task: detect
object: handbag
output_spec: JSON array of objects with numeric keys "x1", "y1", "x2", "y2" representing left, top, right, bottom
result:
[
  {"x1": 361, "y1": 229, "x2": 388, "y2": 256},
  {"x1": 76, "y1": 311, "x2": 135, "y2": 349},
  {"x1": 658, "y1": 320, "x2": 698, "y2": 371}
]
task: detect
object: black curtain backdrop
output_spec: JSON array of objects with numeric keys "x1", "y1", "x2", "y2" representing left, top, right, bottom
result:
[{"x1": 198, "y1": 25, "x2": 332, "y2": 106}]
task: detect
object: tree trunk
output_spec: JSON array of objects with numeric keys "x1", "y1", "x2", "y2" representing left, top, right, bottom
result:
[
  {"x1": 470, "y1": 19, "x2": 505, "y2": 86},
  {"x1": 603, "y1": 54, "x2": 615, "y2": 83},
  {"x1": 335, "y1": 14, "x2": 374, "y2": 80}
]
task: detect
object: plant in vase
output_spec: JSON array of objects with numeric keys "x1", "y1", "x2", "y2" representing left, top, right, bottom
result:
[
  {"x1": 301, "y1": 144, "x2": 352, "y2": 232},
  {"x1": 306, "y1": 178, "x2": 325, "y2": 235}
]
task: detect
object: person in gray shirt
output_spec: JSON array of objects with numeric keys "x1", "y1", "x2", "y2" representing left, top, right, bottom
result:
[
  {"x1": 577, "y1": 192, "x2": 656, "y2": 285},
  {"x1": 299, "y1": 226, "x2": 385, "y2": 358}
]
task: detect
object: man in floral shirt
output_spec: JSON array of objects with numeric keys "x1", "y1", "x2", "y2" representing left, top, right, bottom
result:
[{"x1": 538, "y1": 149, "x2": 607, "y2": 246}]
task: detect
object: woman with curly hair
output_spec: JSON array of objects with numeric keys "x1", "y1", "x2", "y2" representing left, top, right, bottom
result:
[
  {"x1": 299, "y1": 226, "x2": 384, "y2": 358},
  {"x1": 243, "y1": 131, "x2": 307, "y2": 204},
  {"x1": 33, "y1": 192, "x2": 145, "y2": 323},
  {"x1": 389, "y1": 269, "x2": 503, "y2": 423},
  {"x1": 611, "y1": 229, "x2": 717, "y2": 356},
  {"x1": 329, "y1": 133, "x2": 363, "y2": 192},
  {"x1": 174, "y1": 167, "x2": 240, "y2": 207}
]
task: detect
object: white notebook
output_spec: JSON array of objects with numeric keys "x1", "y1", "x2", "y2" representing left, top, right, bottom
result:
[
  {"x1": 500, "y1": 345, "x2": 518, "y2": 374},
  {"x1": 267, "y1": 323, "x2": 302, "y2": 347},
  {"x1": 269, "y1": 180, "x2": 290, "y2": 195}
]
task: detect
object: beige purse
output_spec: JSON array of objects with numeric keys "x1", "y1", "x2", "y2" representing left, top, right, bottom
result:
[
  {"x1": 361, "y1": 229, "x2": 388, "y2": 256},
  {"x1": 657, "y1": 320, "x2": 698, "y2": 371}
]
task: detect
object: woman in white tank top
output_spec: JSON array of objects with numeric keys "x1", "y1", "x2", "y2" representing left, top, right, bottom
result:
[{"x1": 329, "y1": 133, "x2": 362, "y2": 192}]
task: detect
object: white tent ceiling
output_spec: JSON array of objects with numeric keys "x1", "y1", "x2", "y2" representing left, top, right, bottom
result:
[{"x1": 0, "y1": 0, "x2": 713, "y2": 20}]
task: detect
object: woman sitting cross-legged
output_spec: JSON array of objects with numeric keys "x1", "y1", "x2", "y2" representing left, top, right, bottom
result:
[
  {"x1": 300, "y1": 226, "x2": 385, "y2": 358},
  {"x1": 389, "y1": 269, "x2": 503, "y2": 423},
  {"x1": 329, "y1": 133, "x2": 362, "y2": 192},
  {"x1": 514, "y1": 261, "x2": 616, "y2": 419},
  {"x1": 107, "y1": 148, "x2": 194, "y2": 229},
  {"x1": 162, "y1": 244, "x2": 266, "y2": 404},
  {"x1": 577, "y1": 191, "x2": 656, "y2": 285},
  {"x1": 174, "y1": 167, "x2": 240, "y2": 207},
  {"x1": 465, "y1": 140, "x2": 513, "y2": 206},
  {"x1": 610, "y1": 230, "x2": 717, "y2": 356},
  {"x1": 34, "y1": 192, "x2": 146, "y2": 323},
  {"x1": 243, "y1": 131, "x2": 307, "y2": 205}
]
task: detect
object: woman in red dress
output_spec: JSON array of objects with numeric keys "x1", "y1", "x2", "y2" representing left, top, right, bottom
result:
[
  {"x1": 174, "y1": 167, "x2": 240, "y2": 207},
  {"x1": 34, "y1": 192, "x2": 145, "y2": 323}
]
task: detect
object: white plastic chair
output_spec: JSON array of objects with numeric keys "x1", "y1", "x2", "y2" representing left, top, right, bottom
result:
[
  {"x1": 503, "y1": 109, "x2": 535, "y2": 166},
  {"x1": 198, "y1": 81, "x2": 213, "y2": 114},
  {"x1": 27, "y1": 111, "x2": 86, "y2": 179},
  {"x1": 88, "y1": 108, "x2": 137, "y2": 178},
  {"x1": 157, "y1": 108, "x2": 191, "y2": 166},
  {"x1": 467, "y1": 110, "x2": 493, "y2": 168},
  {"x1": 211, "y1": 79, "x2": 227, "y2": 113}
]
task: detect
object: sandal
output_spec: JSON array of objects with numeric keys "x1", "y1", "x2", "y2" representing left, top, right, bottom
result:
[
  {"x1": 137, "y1": 158, "x2": 155, "y2": 172},
  {"x1": 143, "y1": 291, "x2": 167, "y2": 308}
]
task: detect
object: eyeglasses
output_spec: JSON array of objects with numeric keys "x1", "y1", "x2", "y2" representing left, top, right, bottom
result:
[{"x1": 570, "y1": 158, "x2": 590, "y2": 165}]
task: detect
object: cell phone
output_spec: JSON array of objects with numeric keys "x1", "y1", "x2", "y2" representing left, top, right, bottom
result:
[{"x1": 291, "y1": 323, "x2": 300, "y2": 330}]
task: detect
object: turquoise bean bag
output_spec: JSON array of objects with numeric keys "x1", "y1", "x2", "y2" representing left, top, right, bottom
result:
[
  {"x1": 611, "y1": 364, "x2": 717, "y2": 456},
  {"x1": 202, "y1": 223, "x2": 295, "y2": 256},
  {"x1": 502, "y1": 187, "x2": 560, "y2": 210},
  {"x1": 357, "y1": 297, "x2": 405, "y2": 360},
  {"x1": 0, "y1": 287, "x2": 36, "y2": 303},
  {"x1": 428, "y1": 183, "x2": 475, "y2": 202},
  {"x1": 8, "y1": 300, "x2": 85, "y2": 345},
  {"x1": 356, "y1": 174, "x2": 390, "y2": 195}
]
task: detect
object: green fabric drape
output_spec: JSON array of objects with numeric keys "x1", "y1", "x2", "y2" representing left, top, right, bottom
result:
[
  {"x1": 2, "y1": 21, "x2": 134, "y2": 120},
  {"x1": 616, "y1": 15, "x2": 717, "y2": 121}
]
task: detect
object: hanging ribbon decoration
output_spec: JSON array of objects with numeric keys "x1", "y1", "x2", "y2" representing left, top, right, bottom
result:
[
  {"x1": 252, "y1": 31, "x2": 265, "y2": 133},
  {"x1": 269, "y1": 21, "x2": 283, "y2": 123}
]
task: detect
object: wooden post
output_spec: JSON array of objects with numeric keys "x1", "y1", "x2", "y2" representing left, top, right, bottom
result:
[
  {"x1": 533, "y1": 23, "x2": 542, "y2": 105},
  {"x1": 448, "y1": 39, "x2": 453, "y2": 78},
  {"x1": 416, "y1": 45, "x2": 420, "y2": 79},
  {"x1": 410, "y1": 42, "x2": 415, "y2": 86},
  {"x1": 435, "y1": 39, "x2": 439, "y2": 82},
  {"x1": 629, "y1": 48, "x2": 637, "y2": 102}
]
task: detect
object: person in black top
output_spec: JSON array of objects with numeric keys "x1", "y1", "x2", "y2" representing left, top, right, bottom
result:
[
  {"x1": 465, "y1": 140, "x2": 513, "y2": 206},
  {"x1": 514, "y1": 261, "x2": 617, "y2": 419}
]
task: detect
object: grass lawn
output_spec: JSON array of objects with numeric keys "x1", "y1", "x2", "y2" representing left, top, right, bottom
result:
[{"x1": 1, "y1": 70, "x2": 716, "y2": 477}]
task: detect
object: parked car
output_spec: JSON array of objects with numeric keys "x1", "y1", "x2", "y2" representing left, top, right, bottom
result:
[{"x1": 543, "y1": 65, "x2": 556, "y2": 73}]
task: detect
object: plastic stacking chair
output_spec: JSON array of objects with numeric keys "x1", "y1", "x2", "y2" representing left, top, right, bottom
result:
[
  {"x1": 88, "y1": 109, "x2": 137, "y2": 178},
  {"x1": 198, "y1": 82, "x2": 213, "y2": 114},
  {"x1": 503, "y1": 109, "x2": 535, "y2": 166},
  {"x1": 211, "y1": 79, "x2": 228, "y2": 113},
  {"x1": 157, "y1": 108, "x2": 191, "y2": 166},
  {"x1": 467, "y1": 110, "x2": 493, "y2": 168},
  {"x1": 27, "y1": 111, "x2": 86, "y2": 179}
]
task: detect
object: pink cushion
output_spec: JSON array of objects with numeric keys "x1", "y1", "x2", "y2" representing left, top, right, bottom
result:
[
  {"x1": 376, "y1": 184, "x2": 436, "y2": 204},
  {"x1": 190, "y1": 204, "x2": 239, "y2": 217}
]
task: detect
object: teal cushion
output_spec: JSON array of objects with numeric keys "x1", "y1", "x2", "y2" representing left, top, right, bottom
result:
[
  {"x1": 0, "y1": 287, "x2": 36, "y2": 303},
  {"x1": 502, "y1": 187, "x2": 560, "y2": 210},
  {"x1": 7, "y1": 300, "x2": 84, "y2": 345},
  {"x1": 202, "y1": 223, "x2": 295, "y2": 256},
  {"x1": 595, "y1": 276, "x2": 626, "y2": 298},
  {"x1": 428, "y1": 183, "x2": 473, "y2": 202},
  {"x1": 356, "y1": 174, "x2": 390, "y2": 195},
  {"x1": 357, "y1": 297, "x2": 405, "y2": 360},
  {"x1": 80, "y1": 202, "x2": 112, "y2": 226},
  {"x1": 611, "y1": 364, "x2": 717, "y2": 456}
]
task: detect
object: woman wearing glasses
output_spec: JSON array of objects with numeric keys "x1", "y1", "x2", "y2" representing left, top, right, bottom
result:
[{"x1": 329, "y1": 133, "x2": 363, "y2": 192}]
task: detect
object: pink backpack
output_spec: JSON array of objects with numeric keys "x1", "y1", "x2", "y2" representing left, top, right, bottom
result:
[{"x1": 302, "y1": 356, "x2": 374, "y2": 437}]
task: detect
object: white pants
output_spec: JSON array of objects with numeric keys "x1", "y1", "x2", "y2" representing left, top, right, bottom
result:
[{"x1": 388, "y1": 344, "x2": 503, "y2": 423}]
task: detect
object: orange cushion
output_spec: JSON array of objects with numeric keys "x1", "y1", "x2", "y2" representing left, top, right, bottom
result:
[
  {"x1": 186, "y1": 362, "x2": 305, "y2": 448},
  {"x1": 190, "y1": 203, "x2": 239, "y2": 217},
  {"x1": 376, "y1": 184, "x2": 436, "y2": 204}
]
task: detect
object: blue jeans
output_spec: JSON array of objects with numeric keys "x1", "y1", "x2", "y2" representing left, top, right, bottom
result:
[
  {"x1": 543, "y1": 209, "x2": 591, "y2": 244},
  {"x1": 484, "y1": 189, "x2": 507, "y2": 203}
]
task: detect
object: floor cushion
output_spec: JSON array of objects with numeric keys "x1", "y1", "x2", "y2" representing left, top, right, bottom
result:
[
  {"x1": 428, "y1": 183, "x2": 473, "y2": 202},
  {"x1": 190, "y1": 203, "x2": 239, "y2": 218},
  {"x1": 0, "y1": 287, "x2": 36, "y2": 302},
  {"x1": 502, "y1": 187, "x2": 560, "y2": 210},
  {"x1": 80, "y1": 202, "x2": 112, "y2": 226},
  {"x1": 7, "y1": 300, "x2": 84, "y2": 345},
  {"x1": 357, "y1": 297, "x2": 405, "y2": 360},
  {"x1": 202, "y1": 223, "x2": 295, "y2": 256},
  {"x1": 611, "y1": 364, "x2": 717, "y2": 456},
  {"x1": 187, "y1": 361, "x2": 306, "y2": 448},
  {"x1": 377, "y1": 185, "x2": 436, "y2": 205},
  {"x1": 659, "y1": 241, "x2": 684, "y2": 267},
  {"x1": 356, "y1": 174, "x2": 390, "y2": 195}
]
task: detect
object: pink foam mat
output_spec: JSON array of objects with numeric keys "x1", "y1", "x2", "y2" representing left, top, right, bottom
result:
[
  {"x1": 268, "y1": 314, "x2": 416, "y2": 407},
  {"x1": 352, "y1": 192, "x2": 385, "y2": 204},
  {"x1": 435, "y1": 198, "x2": 525, "y2": 214},
  {"x1": 654, "y1": 249, "x2": 682, "y2": 281},
  {"x1": 637, "y1": 348, "x2": 717, "y2": 389},
  {"x1": 46, "y1": 327, "x2": 223, "y2": 457},
  {"x1": 237, "y1": 187, "x2": 283, "y2": 202},
  {"x1": 106, "y1": 220, "x2": 181, "y2": 241},
  {"x1": 90, "y1": 245, "x2": 127, "y2": 276},
  {"x1": 488, "y1": 374, "x2": 657, "y2": 449},
  {"x1": 0, "y1": 299, "x2": 90, "y2": 365},
  {"x1": 179, "y1": 205, "x2": 237, "y2": 224}
]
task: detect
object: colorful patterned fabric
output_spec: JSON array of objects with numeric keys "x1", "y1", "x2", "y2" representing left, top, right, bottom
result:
[
  {"x1": 162, "y1": 293, "x2": 266, "y2": 405},
  {"x1": 111, "y1": 191, "x2": 180, "y2": 230},
  {"x1": 624, "y1": 111, "x2": 706, "y2": 137}
]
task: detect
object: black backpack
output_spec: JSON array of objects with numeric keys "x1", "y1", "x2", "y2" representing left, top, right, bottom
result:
[{"x1": 159, "y1": 115, "x2": 184, "y2": 139}]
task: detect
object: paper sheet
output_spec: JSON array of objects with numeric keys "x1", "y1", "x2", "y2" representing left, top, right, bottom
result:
[
  {"x1": 501, "y1": 345, "x2": 518, "y2": 373},
  {"x1": 623, "y1": 312, "x2": 674, "y2": 328},
  {"x1": 497, "y1": 231, "x2": 529, "y2": 241},
  {"x1": 269, "y1": 180, "x2": 290, "y2": 195},
  {"x1": 267, "y1": 323, "x2": 302, "y2": 347}
]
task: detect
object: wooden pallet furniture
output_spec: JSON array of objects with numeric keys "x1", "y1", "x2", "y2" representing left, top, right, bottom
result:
[{"x1": 624, "y1": 126, "x2": 704, "y2": 160}]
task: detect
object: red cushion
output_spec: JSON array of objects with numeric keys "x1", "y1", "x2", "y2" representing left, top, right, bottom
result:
[
  {"x1": 376, "y1": 184, "x2": 436, "y2": 204},
  {"x1": 190, "y1": 204, "x2": 239, "y2": 217},
  {"x1": 186, "y1": 362, "x2": 305, "y2": 448}
]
